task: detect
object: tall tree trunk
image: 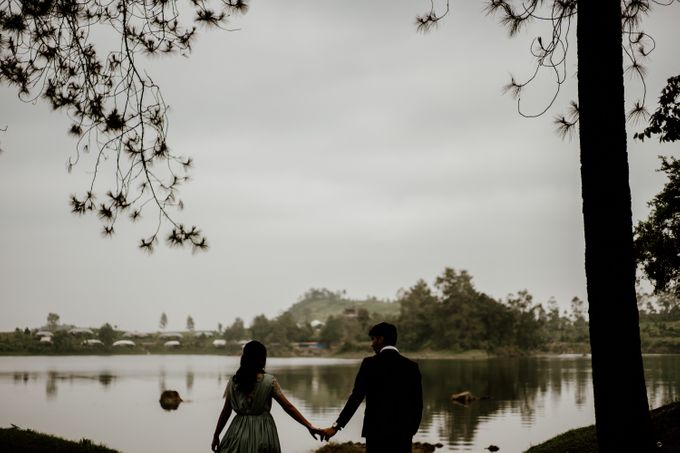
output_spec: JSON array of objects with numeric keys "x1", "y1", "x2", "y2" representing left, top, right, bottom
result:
[{"x1": 577, "y1": 1, "x2": 652, "y2": 451}]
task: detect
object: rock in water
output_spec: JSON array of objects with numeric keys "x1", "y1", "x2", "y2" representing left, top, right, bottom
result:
[
  {"x1": 451, "y1": 391, "x2": 477, "y2": 405},
  {"x1": 159, "y1": 390, "x2": 183, "y2": 411}
]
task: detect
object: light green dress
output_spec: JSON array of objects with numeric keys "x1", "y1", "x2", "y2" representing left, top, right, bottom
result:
[{"x1": 219, "y1": 373, "x2": 282, "y2": 453}]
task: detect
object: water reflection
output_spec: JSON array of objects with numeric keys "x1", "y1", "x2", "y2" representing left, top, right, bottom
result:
[
  {"x1": 644, "y1": 355, "x2": 680, "y2": 408},
  {"x1": 159, "y1": 367, "x2": 167, "y2": 392},
  {"x1": 13, "y1": 372, "x2": 33, "y2": 383},
  {"x1": 98, "y1": 373, "x2": 115, "y2": 387},
  {"x1": 45, "y1": 371, "x2": 57, "y2": 399},
  {"x1": 1, "y1": 355, "x2": 678, "y2": 452},
  {"x1": 274, "y1": 357, "x2": 616, "y2": 449},
  {"x1": 33, "y1": 369, "x2": 118, "y2": 398},
  {"x1": 186, "y1": 370, "x2": 194, "y2": 392}
]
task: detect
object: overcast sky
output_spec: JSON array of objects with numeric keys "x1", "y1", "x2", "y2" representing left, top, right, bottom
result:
[{"x1": 1, "y1": 0, "x2": 679, "y2": 332}]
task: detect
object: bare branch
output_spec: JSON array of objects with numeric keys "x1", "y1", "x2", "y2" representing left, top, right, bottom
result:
[{"x1": 0, "y1": 0, "x2": 247, "y2": 250}]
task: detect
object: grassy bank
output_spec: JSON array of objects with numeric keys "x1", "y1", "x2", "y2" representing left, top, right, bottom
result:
[
  {"x1": 0, "y1": 427, "x2": 118, "y2": 453},
  {"x1": 5, "y1": 402, "x2": 678, "y2": 452},
  {"x1": 525, "y1": 400, "x2": 680, "y2": 452}
]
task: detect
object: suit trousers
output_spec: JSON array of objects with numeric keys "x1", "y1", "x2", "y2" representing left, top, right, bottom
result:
[{"x1": 365, "y1": 436, "x2": 412, "y2": 453}]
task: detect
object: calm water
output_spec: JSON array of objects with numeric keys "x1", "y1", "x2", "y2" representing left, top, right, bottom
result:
[{"x1": 0, "y1": 354, "x2": 679, "y2": 452}]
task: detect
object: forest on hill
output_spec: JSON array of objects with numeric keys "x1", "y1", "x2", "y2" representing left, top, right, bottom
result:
[{"x1": 2, "y1": 267, "x2": 679, "y2": 355}]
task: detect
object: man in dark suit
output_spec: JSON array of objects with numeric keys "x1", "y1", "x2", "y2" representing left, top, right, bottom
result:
[{"x1": 320, "y1": 322, "x2": 423, "y2": 452}]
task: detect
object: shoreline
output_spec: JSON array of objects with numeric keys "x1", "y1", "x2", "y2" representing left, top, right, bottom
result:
[
  {"x1": 0, "y1": 348, "x2": 566, "y2": 359},
  {"x1": 2, "y1": 346, "x2": 678, "y2": 359},
  {"x1": 4, "y1": 401, "x2": 679, "y2": 453},
  {"x1": 0, "y1": 351, "x2": 652, "y2": 360}
]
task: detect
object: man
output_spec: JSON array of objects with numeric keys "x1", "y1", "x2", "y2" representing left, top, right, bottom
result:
[{"x1": 320, "y1": 322, "x2": 423, "y2": 452}]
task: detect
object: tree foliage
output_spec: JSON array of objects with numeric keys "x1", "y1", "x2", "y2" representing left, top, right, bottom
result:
[
  {"x1": 46, "y1": 312, "x2": 60, "y2": 330},
  {"x1": 636, "y1": 75, "x2": 680, "y2": 143},
  {"x1": 396, "y1": 268, "x2": 587, "y2": 352},
  {"x1": 223, "y1": 317, "x2": 246, "y2": 341},
  {"x1": 98, "y1": 322, "x2": 115, "y2": 347},
  {"x1": 635, "y1": 156, "x2": 680, "y2": 296},
  {"x1": 634, "y1": 75, "x2": 680, "y2": 297},
  {"x1": 0, "y1": 0, "x2": 248, "y2": 250}
]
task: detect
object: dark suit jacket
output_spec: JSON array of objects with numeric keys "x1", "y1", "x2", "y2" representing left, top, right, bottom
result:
[{"x1": 336, "y1": 349, "x2": 423, "y2": 439}]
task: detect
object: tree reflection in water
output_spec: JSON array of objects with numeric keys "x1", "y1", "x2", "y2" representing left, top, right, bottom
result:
[
  {"x1": 186, "y1": 370, "x2": 194, "y2": 393},
  {"x1": 98, "y1": 373, "x2": 114, "y2": 387},
  {"x1": 45, "y1": 371, "x2": 57, "y2": 399},
  {"x1": 16, "y1": 355, "x2": 678, "y2": 450},
  {"x1": 645, "y1": 355, "x2": 680, "y2": 409},
  {"x1": 274, "y1": 364, "x2": 360, "y2": 413},
  {"x1": 273, "y1": 357, "x2": 596, "y2": 448}
]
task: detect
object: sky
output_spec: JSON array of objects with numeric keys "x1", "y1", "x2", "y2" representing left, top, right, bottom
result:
[{"x1": 1, "y1": 0, "x2": 679, "y2": 332}]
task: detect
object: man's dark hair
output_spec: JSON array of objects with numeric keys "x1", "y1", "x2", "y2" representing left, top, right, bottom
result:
[{"x1": 369, "y1": 322, "x2": 397, "y2": 346}]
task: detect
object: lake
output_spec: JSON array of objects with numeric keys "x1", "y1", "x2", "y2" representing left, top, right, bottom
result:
[{"x1": 1, "y1": 354, "x2": 679, "y2": 452}]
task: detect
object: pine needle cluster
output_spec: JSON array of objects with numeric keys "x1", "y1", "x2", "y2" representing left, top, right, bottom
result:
[{"x1": 0, "y1": 0, "x2": 248, "y2": 251}]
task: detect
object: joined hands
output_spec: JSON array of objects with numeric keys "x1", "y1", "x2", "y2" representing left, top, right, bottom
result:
[
  {"x1": 319, "y1": 426, "x2": 339, "y2": 442},
  {"x1": 307, "y1": 425, "x2": 324, "y2": 440}
]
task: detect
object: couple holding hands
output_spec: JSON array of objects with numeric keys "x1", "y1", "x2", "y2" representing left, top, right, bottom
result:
[{"x1": 212, "y1": 322, "x2": 423, "y2": 453}]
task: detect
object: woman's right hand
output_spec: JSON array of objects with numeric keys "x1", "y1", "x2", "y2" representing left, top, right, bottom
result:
[{"x1": 307, "y1": 425, "x2": 323, "y2": 440}]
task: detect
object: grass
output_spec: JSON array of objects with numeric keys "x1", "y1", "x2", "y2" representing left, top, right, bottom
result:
[
  {"x1": 526, "y1": 400, "x2": 680, "y2": 452},
  {"x1": 0, "y1": 427, "x2": 119, "y2": 453},
  {"x1": 4, "y1": 402, "x2": 679, "y2": 452}
]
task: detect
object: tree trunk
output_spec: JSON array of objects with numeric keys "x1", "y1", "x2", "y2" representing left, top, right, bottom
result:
[{"x1": 577, "y1": 1, "x2": 653, "y2": 451}]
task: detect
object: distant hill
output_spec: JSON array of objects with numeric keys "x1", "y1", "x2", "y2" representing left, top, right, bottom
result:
[{"x1": 285, "y1": 288, "x2": 401, "y2": 324}]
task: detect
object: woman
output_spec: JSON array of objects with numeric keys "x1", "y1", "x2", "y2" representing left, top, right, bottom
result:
[{"x1": 211, "y1": 340, "x2": 321, "y2": 452}]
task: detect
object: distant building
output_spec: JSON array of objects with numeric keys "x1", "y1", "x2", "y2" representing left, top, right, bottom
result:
[
  {"x1": 68, "y1": 328, "x2": 94, "y2": 335},
  {"x1": 342, "y1": 307, "x2": 359, "y2": 319},
  {"x1": 123, "y1": 331, "x2": 150, "y2": 338},
  {"x1": 293, "y1": 342, "x2": 328, "y2": 351},
  {"x1": 163, "y1": 340, "x2": 181, "y2": 348},
  {"x1": 39, "y1": 336, "x2": 52, "y2": 344},
  {"x1": 310, "y1": 320, "x2": 324, "y2": 329},
  {"x1": 83, "y1": 339, "x2": 104, "y2": 346},
  {"x1": 159, "y1": 332, "x2": 183, "y2": 339},
  {"x1": 212, "y1": 339, "x2": 227, "y2": 348},
  {"x1": 35, "y1": 331, "x2": 53, "y2": 338}
]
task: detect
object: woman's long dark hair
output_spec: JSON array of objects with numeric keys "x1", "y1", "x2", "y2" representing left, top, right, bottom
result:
[{"x1": 233, "y1": 340, "x2": 267, "y2": 395}]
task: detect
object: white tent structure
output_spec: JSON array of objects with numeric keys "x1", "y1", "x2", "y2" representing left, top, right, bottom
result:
[
  {"x1": 163, "y1": 340, "x2": 180, "y2": 348},
  {"x1": 212, "y1": 339, "x2": 227, "y2": 348},
  {"x1": 123, "y1": 331, "x2": 149, "y2": 338},
  {"x1": 83, "y1": 339, "x2": 104, "y2": 346},
  {"x1": 68, "y1": 328, "x2": 94, "y2": 335},
  {"x1": 112, "y1": 340, "x2": 136, "y2": 347},
  {"x1": 310, "y1": 320, "x2": 324, "y2": 329},
  {"x1": 159, "y1": 332, "x2": 183, "y2": 339},
  {"x1": 35, "y1": 331, "x2": 53, "y2": 337}
]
